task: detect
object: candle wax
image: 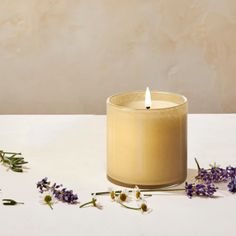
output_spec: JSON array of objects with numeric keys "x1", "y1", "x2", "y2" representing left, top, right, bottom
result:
[{"x1": 125, "y1": 100, "x2": 178, "y2": 109}]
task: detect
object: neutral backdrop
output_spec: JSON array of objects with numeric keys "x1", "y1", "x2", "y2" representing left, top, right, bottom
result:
[{"x1": 0, "y1": 0, "x2": 236, "y2": 114}]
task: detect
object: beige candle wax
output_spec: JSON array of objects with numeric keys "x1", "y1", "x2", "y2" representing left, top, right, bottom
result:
[{"x1": 107, "y1": 91, "x2": 187, "y2": 188}]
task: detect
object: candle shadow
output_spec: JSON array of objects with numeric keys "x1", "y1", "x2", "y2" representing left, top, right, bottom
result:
[
  {"x1": 141, "y1": 168, "x2": 198, "y2": 196},
  {"x1": 171, "y1": 168, "x2": 199, "y2": 188},
  {"x1": 186, "y1": 168, "x2": 198, "y2": 183}
]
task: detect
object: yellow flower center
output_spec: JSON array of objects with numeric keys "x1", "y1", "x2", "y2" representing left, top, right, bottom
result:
[
  {"x1": 136, "y1": 191, "x2": 141, "y2": 199},
  {"x1": 141, "y1": 203, "x2": 147, "y2": 212},
  {"x1": 119, "y1": 193, "x2": 127, "y2": 202},
  {"x1": 44, "y1": 195, "x2": 52, "y2": 203},
  {"x1": 110, "y1": 191, "x2": 116, "y2": 200}
]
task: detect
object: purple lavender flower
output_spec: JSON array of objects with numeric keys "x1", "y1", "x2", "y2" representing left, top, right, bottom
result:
[
  {"x1": 185, "y1": 182, "x2": 194, "y2": 198},
  {"x1": 196, "y1": 167, "x2": 230, "y2": 183},
  {"x1": 37, "y1": 177, "x2": 50, "y2": 193},
  {"x1": 37, "y1": 178, "x2": 78, "y2": 204},
  {"x1": 195, "y1": 159, "x2": 236, "y2": 184},
  {"x1": 228, "y1": 178, "x2": 236, "y2": 193},
  {"x1": 185, "y1": 182, "x2": 217, "y2": 198},
  {"x1": 53, "y1": 188, "x2": 78, "y2": 204},
  {"x1": 226, "y1": 166, "x2": 236, "y2": 178}
]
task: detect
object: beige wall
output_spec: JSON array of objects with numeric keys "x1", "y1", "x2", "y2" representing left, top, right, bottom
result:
[{"x1": 0, "y1": 0, "x2": 236, "y2": 114}]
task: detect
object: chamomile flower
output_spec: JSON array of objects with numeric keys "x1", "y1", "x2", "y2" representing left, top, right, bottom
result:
[
  {"x1": 80, "y1": 194, "x2": 103, "y2": 210},
  {"x1": 133, "y1": 185, "x2": 142, "y2": 200},
  {"x1": 139, "y1": 200, "x2": 151, "y2": 213},
  {"x1": 118, "y1": 189, "x2": 129, "y2": 202},
  {"x1": 40, "y1": 192, "x2": 56, "y2": 210},
  {"x1": 91, "y1": 194, "x2": 103, "y2": 209},
  {"x1": 108, "y1": 187, "x2": 116, "y2": 201},
  {"x1": 118, "y1": 199, "x2": 151, "y2": 213}
]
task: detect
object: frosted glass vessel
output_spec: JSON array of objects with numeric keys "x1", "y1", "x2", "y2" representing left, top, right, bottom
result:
[{"x1": 107, "y1": 91, "x2": 187, "y2": 188}]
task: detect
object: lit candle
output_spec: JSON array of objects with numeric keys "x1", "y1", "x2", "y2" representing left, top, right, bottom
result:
[
  {"x1": 107, "y1": 88, "x2": 187, "y2": 188},
  {"x1": 145, "y1": 87, "x2": 151, "y2": 109}
]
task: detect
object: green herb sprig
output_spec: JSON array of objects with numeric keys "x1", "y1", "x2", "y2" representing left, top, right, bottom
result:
[
  {"x1": 2, "y1": 199, "x2": 24, "y2": 206},
  {"x1": 0, "y1": 150, "x2": 28, "y2": 172}
]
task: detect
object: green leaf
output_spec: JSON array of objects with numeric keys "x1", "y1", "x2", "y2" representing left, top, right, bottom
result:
[
  {"x1": 16, "y1": 161, "x2": 28, "y2": 165},
  {"x1": 12, "y1": 168, "x2": 23, "y2": 172},
  {"x1": 2, "y1": 199, "x2": 17, "y2": 205},
  {"x1": 2, "y1": 199, "x2": 24, "y2": 205}
]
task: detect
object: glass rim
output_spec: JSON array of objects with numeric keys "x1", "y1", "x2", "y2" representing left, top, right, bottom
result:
[{"x1": 107, "y1": 90, "x2": 188, "y2": 112}]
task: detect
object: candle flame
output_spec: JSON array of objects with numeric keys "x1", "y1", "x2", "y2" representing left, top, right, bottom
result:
[{"x1": 145, "y1": 87, "x2": 151, "y2": 109}]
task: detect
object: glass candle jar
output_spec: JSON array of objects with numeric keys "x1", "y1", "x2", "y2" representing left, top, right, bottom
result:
[{"x1": 107, "y1": 91, "x2": 187, "y2": 188}]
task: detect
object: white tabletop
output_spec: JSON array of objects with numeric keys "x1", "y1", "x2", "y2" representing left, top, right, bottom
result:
[{"x1": 0, "y1": 114, "x2": 235, "y2": 236}]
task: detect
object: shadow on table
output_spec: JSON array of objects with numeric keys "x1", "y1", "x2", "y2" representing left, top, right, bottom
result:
[
  {"x1": 186, "y1": 168, "x2": 198, "y2": 182},
  {"x1": 145, "y1": 168, "x2": 197, "y2": 196}
]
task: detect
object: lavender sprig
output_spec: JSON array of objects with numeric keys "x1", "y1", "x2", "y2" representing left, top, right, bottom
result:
[
  {"x1": 195, "y1": 158, "x2": 236, "y2": 184},
  {"x1": 185, "y1": 182, "x2": 217, "y2": 198},
  {"x1": 37, "y1": 177, "x2": 78, "y2": 204}
]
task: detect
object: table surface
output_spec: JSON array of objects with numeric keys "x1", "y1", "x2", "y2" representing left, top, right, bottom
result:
[{"x1": 0, "y1": 114, "x2": 236, "y2": 236}]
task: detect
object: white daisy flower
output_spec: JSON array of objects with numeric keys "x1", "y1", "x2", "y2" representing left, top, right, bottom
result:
[
  {"x1": 91, "y1": 193, "x2": 103, "y2": 210},
  {"x1": 40, "y1": 192, "x2": 56, "y2": 210},
  {"x1": 108, "y1": 187, "x2": 116, "y2": 201},
  {"x1": 117, "y1": 189, "x2": 130, "y2": 202},
  {"x1": 139, "y1": 200, "x2": 152, "y2": 214},
  {"x1": 80, "y1": 194, "x2": 103, "y2": 210},
  {"x1": 133, "y1": 185, "x2": 142, "y2": 200}
]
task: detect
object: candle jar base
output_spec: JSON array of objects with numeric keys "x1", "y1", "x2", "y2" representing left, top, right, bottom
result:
[{"x1": 107, "y1": 174, "x2": 187, "y2": 189}]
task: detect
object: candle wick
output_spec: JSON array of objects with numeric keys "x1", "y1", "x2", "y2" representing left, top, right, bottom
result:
[{"x1": 146, "y1": 106, "x2": 150, "y2": 110}]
